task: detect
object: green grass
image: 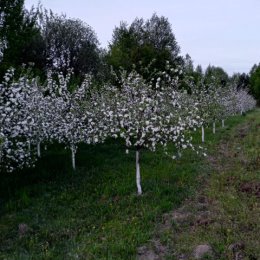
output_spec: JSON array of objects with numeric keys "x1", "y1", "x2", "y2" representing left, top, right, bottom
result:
[
  {"x1": 152, "y1": 109, "x2": 260, "y2": 260},
  {"x1": 0, "y1": 112, "x2": 256, "y2": 260}
]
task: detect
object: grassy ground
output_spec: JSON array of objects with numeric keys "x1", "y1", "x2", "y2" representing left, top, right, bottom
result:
[
  {"x1": 138, "y1": 109, "x2": 260, "y2": 260},
  {"x1": 0, "y1": 111, "x2": 258, "y2": 260}
]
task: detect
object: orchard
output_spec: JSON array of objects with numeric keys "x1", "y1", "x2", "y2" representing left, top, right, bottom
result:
[{"x1": 0, "y1": 65, "x2": 256, "y2": 194}]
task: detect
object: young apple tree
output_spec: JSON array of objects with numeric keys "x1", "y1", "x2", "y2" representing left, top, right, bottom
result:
[
  {"x1": 45, "y1": 70, "x2": 109, "y2": 170},
  {"x1": 190, "y1": 82, "x2": 219, "y2": 142},
  {"x1": 0, "y1": 69, "x2": 36, "y2": 172},
  {"x1": 104, "y1": 68, "x2": 202, "y2": 195}
]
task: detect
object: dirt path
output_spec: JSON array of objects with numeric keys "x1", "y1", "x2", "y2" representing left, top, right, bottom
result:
[{"x1": 137, "y1": 111, "x2": 260, "y2": 260}]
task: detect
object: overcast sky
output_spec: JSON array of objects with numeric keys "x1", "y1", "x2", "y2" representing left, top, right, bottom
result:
[{"x1": 25, "y1": 0, "x2": 260, "y2": 75}]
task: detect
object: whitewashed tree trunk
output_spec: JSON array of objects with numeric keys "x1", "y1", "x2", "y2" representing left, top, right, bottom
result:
[
  {"x1": 0, "y1": 144, "x2": 2, "y2": 164},
  {"x1": 202, "y1": 126, "x2": 205, "y2": 143},
  {"x1": 37, "y1": 142, "x2": 41, "y2": 157},
  {"x1": 222, "y1": 119, "x2": 225, "y2": 128},
  {"x1": 71, "y1": 145, "x2": 76, "y2": 171},
  {"x1": 213, "y1": 122, "x2": 216, "y2": 134},
  {"x1": 28, "y1": 141, "x2": 31, "y2": 152},
  {"x1": 136, "y1": 149, "x2": 142, "y2": 195}
]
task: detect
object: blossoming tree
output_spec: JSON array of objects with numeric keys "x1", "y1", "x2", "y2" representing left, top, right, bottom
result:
[
  {"x1": 104, "y1": 68, "x2": 202, "y2": 195},
  {"x1": 0, "y1": 69, "x2": 36, "y2": 171}
]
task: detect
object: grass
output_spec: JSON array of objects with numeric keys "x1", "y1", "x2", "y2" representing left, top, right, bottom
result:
[
  {"x1": 0, "y1": 111, "x2": 257, "y2": 260},
  {"x1": 147, "y1": 109, "x2": 259, "y2": 260}
]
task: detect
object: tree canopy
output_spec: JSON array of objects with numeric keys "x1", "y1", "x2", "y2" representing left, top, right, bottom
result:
[
  {"x1": 107, "y1": 13, "x2": 182, "y2": 76},
  {"x1": 249, "y1": 63, "x2": 260, "y2": 104},
  {"x1": 0, "y1": 0, "x2": 44, "y2": 78},
  {"x1": 41, "y1": 12, "x2": 101, "y2": 78}
]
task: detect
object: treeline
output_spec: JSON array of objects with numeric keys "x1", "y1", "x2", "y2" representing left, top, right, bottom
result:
[{"x1": 0, "y1": 0, "x2": 259, "y2": 103}]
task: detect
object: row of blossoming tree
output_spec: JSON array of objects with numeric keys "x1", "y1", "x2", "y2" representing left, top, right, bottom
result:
[{"x1": 0, "y1": 66, "x2": 256, "y2": 194}]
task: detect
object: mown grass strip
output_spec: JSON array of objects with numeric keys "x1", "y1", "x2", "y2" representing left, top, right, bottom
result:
[{"x1": 149, "y1": 109, "x2": 259, "y2": 260}]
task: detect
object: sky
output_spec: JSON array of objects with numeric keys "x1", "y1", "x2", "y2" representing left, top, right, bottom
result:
[{"x1": 24, "y1": 0, "x2": 260, "y2": 75}]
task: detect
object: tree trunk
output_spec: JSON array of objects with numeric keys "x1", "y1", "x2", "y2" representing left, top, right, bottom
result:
[
  {"x1": 222, "y1": 119, "x2": 225, "y2": 128},
  {"x1": 28, "y1": 141, "x2": 31, "y2": 152},
  {"x1": 202, "y1": 126, "x2": 205, "y2": 143},
  {"x1": 71, "y1": 145, "x2": 76, "y2": 171},
  {"x1": 213, "y1": 122, "x2": 216, "y2": 134},
  {"x1": 136, "y1": 149, "x2": 142, "y2": 195},
  {"x1": 0, "y1": 144, "x2": 2, "y2": 164},
  {"x1": 37, "y1": 142, "x2": 41, "y2": 157}
]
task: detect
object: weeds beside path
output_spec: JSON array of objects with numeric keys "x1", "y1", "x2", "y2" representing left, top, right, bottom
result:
[{"x1": 138, "y1": 109, "x2": 260, "y2": 260}]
